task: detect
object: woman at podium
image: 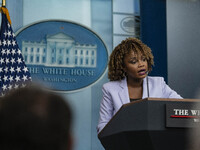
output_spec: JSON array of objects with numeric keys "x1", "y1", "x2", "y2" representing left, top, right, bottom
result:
[{"x1": 97, "y1": 38, "x2": 182, "y2": 133}]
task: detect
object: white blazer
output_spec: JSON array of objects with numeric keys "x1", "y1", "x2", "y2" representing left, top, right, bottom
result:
[{"x1": 97, "y1": 76, "x2": 182, "y2": 133}]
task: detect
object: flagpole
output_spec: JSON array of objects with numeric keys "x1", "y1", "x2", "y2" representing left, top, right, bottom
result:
[{"x1": 2, "y1": 0, "x2": 6, "y2": 7}]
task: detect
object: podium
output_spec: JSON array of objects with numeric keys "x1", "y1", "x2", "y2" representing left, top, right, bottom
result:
[{"x1": 98, "y1": 98, "x2": 200, "y2": 150}]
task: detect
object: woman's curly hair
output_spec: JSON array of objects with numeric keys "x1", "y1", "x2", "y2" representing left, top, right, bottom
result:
[{"x1": 108, "y1": 38, "x2": 154, "y2": 81}]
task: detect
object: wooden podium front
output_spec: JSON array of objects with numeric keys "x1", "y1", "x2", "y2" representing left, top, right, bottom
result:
[{"x1": 98, "y1": 98, "x2": 200, "y2": 150}]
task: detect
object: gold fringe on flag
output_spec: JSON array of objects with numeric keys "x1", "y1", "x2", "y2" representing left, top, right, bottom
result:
[{"x1": 0, "y1": 7, "x2": 12, "y2": 25}]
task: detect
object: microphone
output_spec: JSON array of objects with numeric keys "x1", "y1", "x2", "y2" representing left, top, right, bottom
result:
[{"x1": 146, "y1": 74, "x2": 150, "y2": 98}]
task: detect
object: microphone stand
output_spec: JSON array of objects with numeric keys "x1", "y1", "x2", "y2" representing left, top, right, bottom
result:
[{"x1": 146, "y1": 76, "x2": 150, "y2": 98}]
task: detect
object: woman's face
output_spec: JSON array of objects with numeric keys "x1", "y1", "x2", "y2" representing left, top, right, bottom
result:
[{"x1": 123, "y1": 50, "x2": 148, "y2": 80}]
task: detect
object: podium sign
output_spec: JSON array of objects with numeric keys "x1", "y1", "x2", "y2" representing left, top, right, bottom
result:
[
  {"x1": 166, "y1": 103, "x2": 200, "y2": 128},
  {"x1": 98, "y1": 98, "x2": 200, "y2": 150}
]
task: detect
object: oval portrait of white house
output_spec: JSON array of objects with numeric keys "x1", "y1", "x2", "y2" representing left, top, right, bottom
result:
[{"x1": 16, "y1": 20, "x2": 108, "y2": 92}]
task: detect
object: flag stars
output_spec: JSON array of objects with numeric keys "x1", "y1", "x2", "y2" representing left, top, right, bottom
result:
[
  {"x1": 5, "y1": 58, "x2": 9, "y2": 64},
  {"x1": 11, "y1": 49, "x2": 16, "y2": 55},
  {"x1": 4, "y1": 31, "x2": 7, "y2": 37},
  {"x1": 2, "y1": 84, "x2": 7, "y2": 91},
  {"x1": 9, "y1": 76, "x2": 14, "y2": 82},
  {"x1": 14, "y1": 84, "x2": 19, "y2": 89},
  {"x1": 4, "y1": 67, "x2": 8, "y2": 73},
  {"x1": 1, "y1": 49, "x2": 6, "y2": 55},
  {"x1": 12, "y1": 40, "x2": 16, "y2": 46},
  {"x1": 16, "y1": 66, "x2": 21, "y2": 73},
  {"x1": 0, "y1": 13, "x2": 32, "y2": 96},
  {"x1": 8, "y1": 84, "x2": 13, "y2": 90},
  {"x1": 7, "y1": 40, "x2": 11, "y2": 46},
  {"x1": 15, "y1": 75, "x2": 20, "y2": 82},
  {"x1": 17, "y1": 57, "x2": 22, "y2": 64},
  {"x1": 2, "y1": 39, "x2": 7, "y2": 46},
  {"x1": 22, "y1": 75, "x2": 28, "y2": 81},
  {"x1": 6, "y1": 49, "x2": 11, "y2": 55},
  {"x1": 7, "y1": 23, "x2": 11, "y2": 28},
  {"x1": 7, "y1": 30, "x2": 12, "y2": 37},
  {"x1": 23, "y1": 66, "x2": 29, "y2": 73},
  {"x1": 10, "y1": 58, "x2": 15, "y2": 64},
  {"x1": 17, "y1": 49, "x2": 22, "y2": 55},
  {"x1": 21, "y1": 84, "x2": 26, "y2": 88},
  {"x1": 12, "y1": 32, "x2": 15, "y2": 37},
  {"x1": 3, "y1": 75, "x2": 8, "y2": 82},
  {"x1": 0, "y1": 58, "x2": 5, "y2": 64},
  {"x1": 10, "y1": 67, "x2": 15, "y2": 73}
]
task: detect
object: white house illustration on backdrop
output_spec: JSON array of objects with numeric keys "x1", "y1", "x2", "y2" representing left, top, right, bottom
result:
[{"x1": 21, "y1": 32, "x2": 97, "y2": 68}]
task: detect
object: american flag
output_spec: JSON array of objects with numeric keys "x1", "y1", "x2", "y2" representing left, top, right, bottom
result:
[{"x1": 0, "y1": 7, "x2": 31, "y2": 96}]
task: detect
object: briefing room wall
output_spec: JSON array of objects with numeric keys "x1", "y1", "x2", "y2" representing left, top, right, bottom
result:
[
  {"x1": 167, "y1": 0, "x2": 200, "y2": 99},
  {"x1": 6, "y1": 0, "x2": 23, "y2": 32}
]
